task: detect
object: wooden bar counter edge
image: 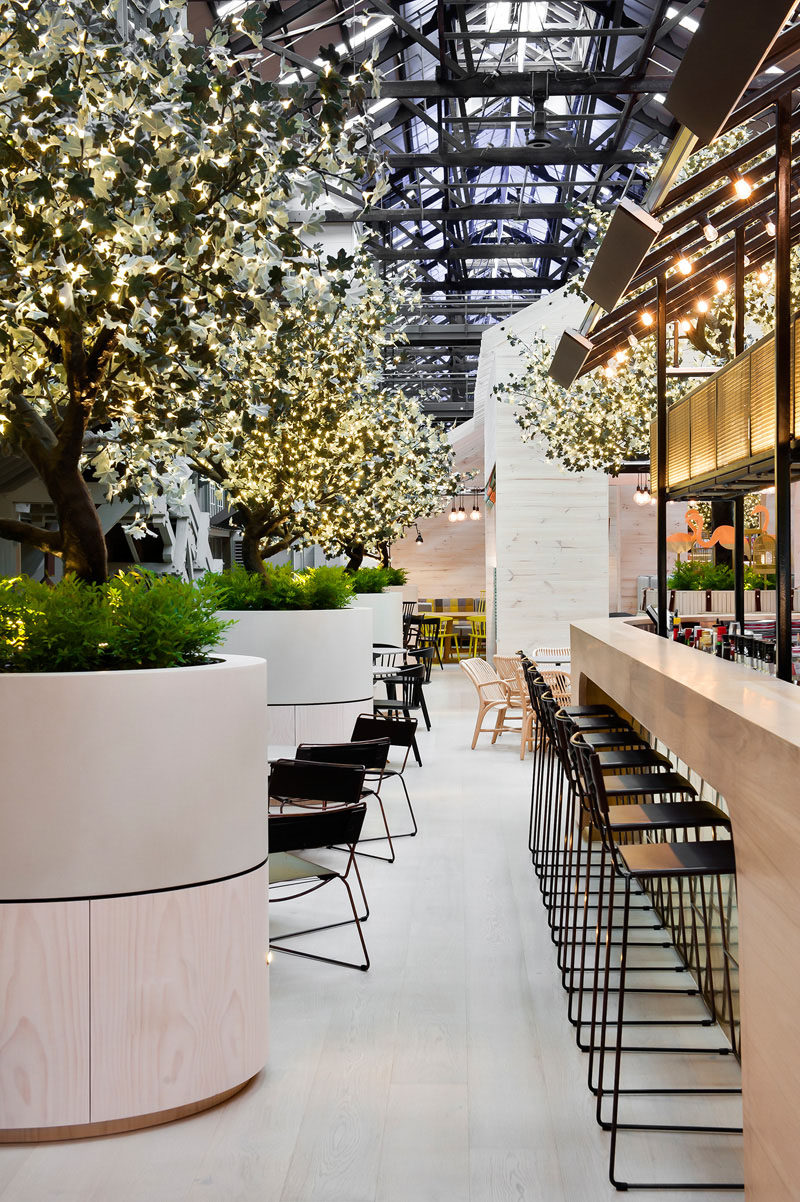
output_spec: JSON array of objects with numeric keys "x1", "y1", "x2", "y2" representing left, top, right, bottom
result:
[{"x1": 571, "y1": 616, "x2": 800, "y2": 1202}]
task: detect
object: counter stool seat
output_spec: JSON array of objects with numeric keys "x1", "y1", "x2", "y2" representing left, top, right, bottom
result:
[
  {"x1": 603, "y1": 770, "x2": 694, "y2": 797},
  {"x1": 607, "y1": 799, "x2": 730, "y2": 833},
  {"x1": 596, "y1": 748, "x2": 671, "y2": 771},
  {"x1": 560, "y1": 705, "x2": 618, "y2": 718},
  {"x1": 619, "y1": 836, "x2": 735, "y2": 877},
  {"x1": 570, "y1": 715, "x2": 632, "y2": 731},
  {"x1": 581, "y1": 730, "x2": 649, "y2": 749}
]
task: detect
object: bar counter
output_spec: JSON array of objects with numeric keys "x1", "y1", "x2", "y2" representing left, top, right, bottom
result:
[{"x1": 571, "y1": 617, "x2": 800, "y2": 1202}]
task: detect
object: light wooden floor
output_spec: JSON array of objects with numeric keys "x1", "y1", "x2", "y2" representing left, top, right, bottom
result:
[{"x1": 0, "y1": 667, "x2": 744, "y2": 1201}]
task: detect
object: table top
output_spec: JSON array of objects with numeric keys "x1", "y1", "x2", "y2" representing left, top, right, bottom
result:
[{"x1": 414, "y1": 611, "x2": 485, "y2": 622}]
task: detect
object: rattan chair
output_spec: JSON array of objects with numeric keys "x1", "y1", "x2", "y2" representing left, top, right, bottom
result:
[
  {"x1": 539, "y1": 668, "x2": 572, "y2": 706},
  {"x1": 459, "y1": 656, "x2": 522, "y2": 749}
]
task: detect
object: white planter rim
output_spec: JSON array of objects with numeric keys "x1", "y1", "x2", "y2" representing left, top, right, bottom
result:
[{"x1": 0, "y1": 652, "x2": 257, "y2": 680}]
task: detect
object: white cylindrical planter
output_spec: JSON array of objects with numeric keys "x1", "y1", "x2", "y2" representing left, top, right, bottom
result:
[
  {"x1": 218, "y1": 607, "x2": 373, "y2": 745},
  {"x1": 0, "y1": 655, "x2": 269, "y2": 1140},
  {"x1": 350, "y1": 591, "x2": 403, "y2": 646}
]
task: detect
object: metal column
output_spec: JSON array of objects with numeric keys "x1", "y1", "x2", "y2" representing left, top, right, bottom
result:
[
  {"x1": 734, "y1": 224, "x2": 746, "y2": 634},
  {"x1": 775, "y1": 93, "x2": 793, "y2": 681},
  {"x1": 656, "y1": 273, "x2": 668, "y2": 638}
]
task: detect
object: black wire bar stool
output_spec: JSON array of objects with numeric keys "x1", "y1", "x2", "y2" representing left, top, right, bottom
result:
[
  {"x1": 585, "y1": 751, "x2": 742, "y2": 1191},
  {"x1": 523, "y1": 660, "x2": 742, "y2": 1189}
]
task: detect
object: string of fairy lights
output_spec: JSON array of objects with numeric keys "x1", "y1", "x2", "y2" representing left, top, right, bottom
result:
[{"x1": 602, "y1": 172, "x2": 773, "y2": 381}]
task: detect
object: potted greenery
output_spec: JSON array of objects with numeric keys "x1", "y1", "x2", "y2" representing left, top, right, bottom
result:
[
  {"x1": 644, "y1": 561, "x2": 777, "y2": 615},
  {"x1": 208, "y1": 565, "x2": 373, "y2": 744},
  {"x1": 0, "y1": 571, "x2": 269, "y2": 1136}
]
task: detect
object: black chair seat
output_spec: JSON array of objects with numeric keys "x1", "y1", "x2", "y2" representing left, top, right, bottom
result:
[
  {"x1": 607, "y1": 799, "x2": 730, "y2": 832},
  {"x1": 603, "y1": 770, "x2": 695, "y2": 797},
  {"x1": 619, "y1": 837, "x2": 736, "y2": 879}
]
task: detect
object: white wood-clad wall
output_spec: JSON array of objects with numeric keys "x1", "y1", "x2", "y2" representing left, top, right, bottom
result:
[{"x1": 478, "y1": 290, "x2": 610, "y2": 657}]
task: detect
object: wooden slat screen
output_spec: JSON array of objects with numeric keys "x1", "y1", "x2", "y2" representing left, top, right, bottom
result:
[{"x1": 715, "y1": 357, "x2": 750, "y2": 469}]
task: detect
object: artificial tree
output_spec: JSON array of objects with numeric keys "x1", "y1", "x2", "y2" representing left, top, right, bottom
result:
[
  {"x1": 324, "y1": 389, "x2": 458, "y2": 572},
  {"x1": 185, "y1": 265, "x2": 446, "y2": 574},
  {"x1": 0, "y1": 0, "x2": 381, "y2": 581}
]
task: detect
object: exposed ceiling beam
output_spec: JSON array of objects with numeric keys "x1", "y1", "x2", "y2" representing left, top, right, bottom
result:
[
  {"x1": 378, "y1": 73, "x2": 675, "y2": 100},
  {"x1": 371, "y1": 242, "x2": 577, "y2": 260},
  {"x1": 388, "y1": 148, "x2": 650, "y2": 169}
]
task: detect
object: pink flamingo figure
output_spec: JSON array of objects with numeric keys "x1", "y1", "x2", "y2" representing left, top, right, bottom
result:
[
  {"x1": 666, "y1": 509, "x2": 704, "y2": 557},
  {"x1": 752, "y1": 504, "x2": 776, "y2": 551}
]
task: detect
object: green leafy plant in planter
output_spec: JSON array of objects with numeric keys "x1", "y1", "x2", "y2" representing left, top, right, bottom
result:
[
  {"x1": 348, "y1": 566, "x2": 409, "y2": 593},
  {"x1": 668, "y1": 561, "x2": 772, "y2": 590},
  {"x1": 205, "y1": 565, "x2": 353, "y2": 611},
  {"x1": 0, "y1": 572, "x2": 229, "y2": 673}
]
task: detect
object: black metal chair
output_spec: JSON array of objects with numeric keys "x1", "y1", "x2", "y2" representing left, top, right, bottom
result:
[
  {"x1": 268, "y1": 758, "x2": 370, "y2": 971},
  {"x1": 295, "y1": 737, "x2": 397, "y2": 862},
  {"x1": 407, "y1": 642, "x2": 437, "y2": 683},
  {"x1": 374, "y1": 662, "x2": 431, "y2": 731},
  {"x1": 351, "y1": 712, "x2": 420, "y2": 826}
]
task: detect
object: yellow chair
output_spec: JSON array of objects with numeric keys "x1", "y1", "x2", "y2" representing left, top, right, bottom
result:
[{"x1": 467, "y1": 615, "x2": 486, "y2": 657}]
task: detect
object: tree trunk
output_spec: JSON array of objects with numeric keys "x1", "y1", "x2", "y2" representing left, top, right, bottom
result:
[
  {"x1": 378, "y1": 541, "x2": 390, "y2": 569},
  {"x1": 344, "y1": 543, "x2": 365, "y2": 573},
  {"x1": 242, "y1": 528, "x2": 268, "y2": 577},
  {"x1": 46, "y1": 463, "x2": 108, "y2": 583}
]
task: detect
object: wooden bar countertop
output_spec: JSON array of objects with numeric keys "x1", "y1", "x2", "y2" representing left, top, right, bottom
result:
[{"x1": 571, "y1": 616, "x2": 800, "y2": 1202}]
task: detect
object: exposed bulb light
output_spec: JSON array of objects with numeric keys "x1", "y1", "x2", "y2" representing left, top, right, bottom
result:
[
  {"x1": 470, "y1": 496, "x2": 481, "y2": 520},
  {"x1": 415, "y1": 526, "x2": 424, "y2": 546},
  {"x1": 766, "y1": 218, "x2": 777, "y2": 237},
  {"x1": 634, "y1": 485, "x2": 649, "y2": 506},
  {"x1": 627, "y1": 333, "x2": 639, "y2": 349},
  {"x1": 676, "y1": 257, "x2": 692, "y2": 276},
  {"x1": 679, "y1": 318, "x2": 691, "y2": 334},
  {"x1": 715, "y1": 277, "x2": 728, "y2": 294},
  {"x1": 448, "y1": 500, "x2": 458, "y2": 523},
  {"x1": 702, "y1": 220, "x2": 718, "y2": 242},
  {"x1": 696, "y1": 298, "x2": 709, "y2": 314},
  {"x1": 457, "y1": 499, "x2": 466, "y2": 521},
  {"x1": 732, "y1": 176, "x2": 752, "y2": 200},
  {"x1": 614, "y1": 348, "x2": 628, "y2": 363},
  {"x1": 640, "y1": 310, "x2": 654, "y2": 327},
  {"x1": 758, "y1": 270, "x2": 770, "y2": 284}
]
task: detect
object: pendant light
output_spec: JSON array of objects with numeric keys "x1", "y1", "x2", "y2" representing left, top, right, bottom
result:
[
  {"x1": 470, "y1": 493, "x2": 481, "y2": 520},
  {"x1": 414, "y1": 525, "x2": 424, "y2": 546},
  {"x1": 457, "y1": 497, "x2": 466, "y2": 521},
  {"x1": 448, "y1": 499, "x2": 458, "y2": 523}
]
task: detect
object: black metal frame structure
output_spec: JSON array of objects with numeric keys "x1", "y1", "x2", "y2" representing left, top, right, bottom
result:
[{"x1": 193, "y1": 0, "x2": 765, "y2": 422}]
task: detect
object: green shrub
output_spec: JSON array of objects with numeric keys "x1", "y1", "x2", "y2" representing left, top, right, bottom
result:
[
  {"x1": 0, "y1": 572, "x2": 229, "y2": 673},
  {"x1": 350, "y1": 567, "x2": 390, "y2": 594},
  {"x1": 668, "y1": 560, "x2": 774, "y2": 591},
  {"x1": 349, "y1": 566, "x2": 408, "y2": 593},
  {"x1": 206, "y1": 564, "x2": 353, "y2": 611}
]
